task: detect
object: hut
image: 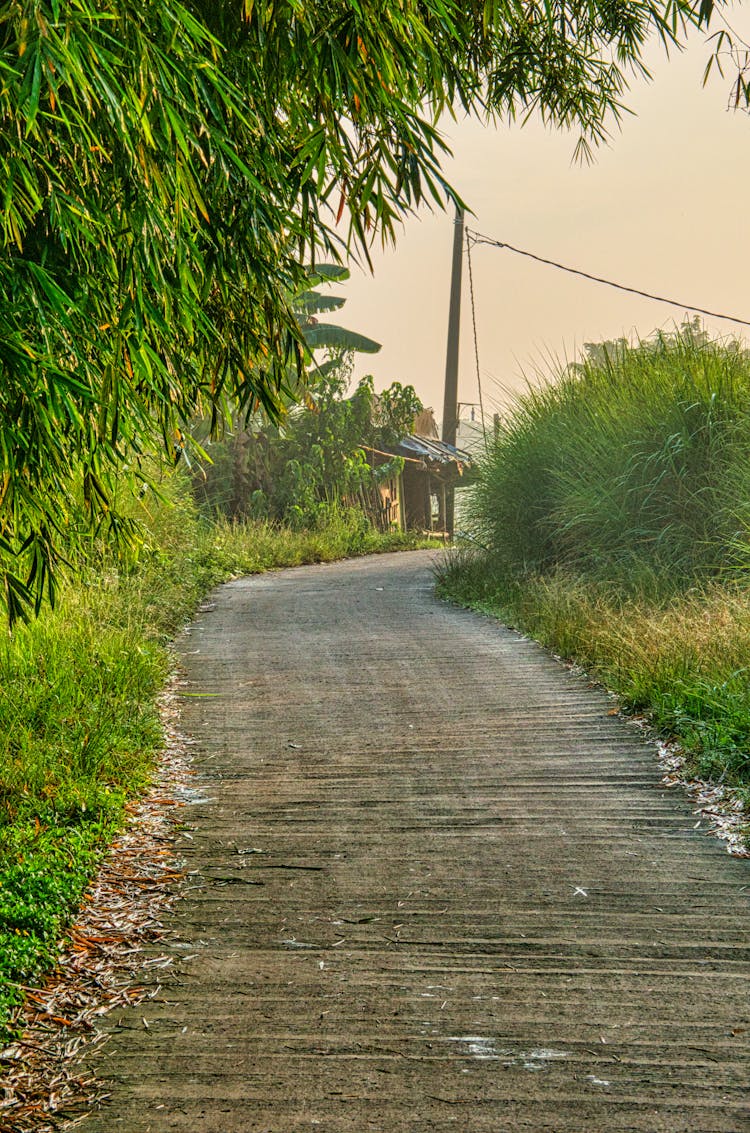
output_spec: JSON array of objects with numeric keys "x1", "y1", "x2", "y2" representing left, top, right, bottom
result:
[{"x1": 366, "y1": 409, "x2": 474, "y2": 534}]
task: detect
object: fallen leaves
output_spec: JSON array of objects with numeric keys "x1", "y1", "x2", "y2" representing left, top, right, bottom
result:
[
  {"x1": 0, "y1": 683, "x2": 194, "y2": 1131},
  {"x1": 654, "y1": 733, "x2": 750, "y2": 858}
]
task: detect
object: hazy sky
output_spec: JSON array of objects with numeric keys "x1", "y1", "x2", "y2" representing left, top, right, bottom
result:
[{"x1": 339, "y1": 6, "x2": 750, "y2": 423}]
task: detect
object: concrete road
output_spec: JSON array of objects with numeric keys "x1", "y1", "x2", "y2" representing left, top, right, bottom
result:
[{"x1": 85, "y1": 552, "x2": 750, "y2": 1132}]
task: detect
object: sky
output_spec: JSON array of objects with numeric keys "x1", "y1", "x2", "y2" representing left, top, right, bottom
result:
[{"x1": 338, "y1": 6, "x2": 750, "y2": 425}]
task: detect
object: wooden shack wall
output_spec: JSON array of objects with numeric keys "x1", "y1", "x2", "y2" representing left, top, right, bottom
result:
[{"x1": 402, "y1": 465, "x2": 430, "y2": 530}]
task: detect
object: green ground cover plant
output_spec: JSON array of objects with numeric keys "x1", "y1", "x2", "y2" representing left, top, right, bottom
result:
[
  {"x1": 0, "y1": 476, "x2": 426, "y2": 1036},
  {"x1": 437, "y1": 329, "x2": 750, "y2": 798}
]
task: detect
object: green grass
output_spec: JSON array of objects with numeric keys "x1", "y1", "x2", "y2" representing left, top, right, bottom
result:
[
  {"x1": 0, "y1": 479, "x2": 428, "y2": 1036},
  {"x1": 469, "y1": 331, "x2": 750, "y2": 586},
  {"x1": 437, "y1": 330, "x2": 750, "y2": 803}
]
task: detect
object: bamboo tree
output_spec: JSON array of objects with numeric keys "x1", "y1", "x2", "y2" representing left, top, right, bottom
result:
[{"x1": 0, "y1": 0, "x2": 727, "y2": 619}]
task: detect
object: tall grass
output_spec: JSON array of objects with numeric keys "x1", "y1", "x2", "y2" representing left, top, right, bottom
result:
[
  {"x1": 471, "y1": 333, "x2": 750, "y2": 586},
  {"x1": 0, "y1": 477, "x2": 426, "y2": 1035},
  {"x1": 437, "y1": 331, "x2": 750, "y2": 799}
]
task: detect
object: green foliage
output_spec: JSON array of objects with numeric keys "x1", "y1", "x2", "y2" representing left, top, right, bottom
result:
[
  {"x1": 470, "y1": 326, "x2": 750, "y2": 585},
  {"x1": 437, "y1": 328, "x2": 750, "y2": 793},
  {"x1": 704, "y1": 19, "x2": 750, "y2": 109},
  {"x1": 373, "y1": 382, "x2": 425, "y2": 447},
  {"x1": 0, "y1": 0, "x2": 728, "y2": 620},
  {"x1": 0, "y1": 820, "x2": 116, "y2": 1025},
  {"x1": 0, "y1": 472, "x2": 427, "y2": 1036},
  {"x1": 197, "y1": 364, "x2": 423, "y2": 527},
  {"x1": 295, "y1": 265, "x2": 381, "y2": 367}
]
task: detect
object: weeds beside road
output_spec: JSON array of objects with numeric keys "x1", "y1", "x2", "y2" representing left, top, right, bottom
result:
[
  {"x1": 438, "y1": 330, "x2": 750, "y2": 809},
  {"x1": 0, "y1": 484, "x2": 425, "y2": 1037}
]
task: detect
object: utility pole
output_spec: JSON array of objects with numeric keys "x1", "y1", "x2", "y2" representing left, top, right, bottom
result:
[{"x1": 441, "y1": 206, "x2": 464, "y2": 537}]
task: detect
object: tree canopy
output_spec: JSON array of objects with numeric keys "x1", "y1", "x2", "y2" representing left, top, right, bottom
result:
[{"x1": 0, "y1": 0, "x2": 729, "y2": 618}]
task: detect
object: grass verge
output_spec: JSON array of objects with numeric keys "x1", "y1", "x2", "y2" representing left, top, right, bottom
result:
[
  {"x1": 0, "y1": 482, "x2": 428, "y2": 1036},
  {"x1": 436, "y1": 552, "x2": 750, "y2": 800},
  {"x1": 438, "y1": 330, "x2": 750, "y2": 811}
]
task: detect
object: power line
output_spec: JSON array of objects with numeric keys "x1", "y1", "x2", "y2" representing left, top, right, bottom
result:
[
  {"x1": 465, "y1": 232, "x2": 488, "y2": 450},
  {"x1": 465, "y1": 230, "x2": 750, "y2": 329}
]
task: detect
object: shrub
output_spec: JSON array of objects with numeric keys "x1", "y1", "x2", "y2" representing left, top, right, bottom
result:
[{"x1": 471, "y1": 328, "x2": 750, "y2": 587}]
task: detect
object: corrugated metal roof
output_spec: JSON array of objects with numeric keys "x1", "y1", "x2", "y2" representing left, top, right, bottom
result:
[{"x1": 395, "y1": 434, "x2": 474, "y2": 468}]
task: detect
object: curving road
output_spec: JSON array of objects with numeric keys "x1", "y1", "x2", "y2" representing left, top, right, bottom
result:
[{"x1": 86, "y1": 551, "x2": 750, "y2": 1132}]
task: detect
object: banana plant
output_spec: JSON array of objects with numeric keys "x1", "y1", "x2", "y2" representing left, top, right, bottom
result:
[{"x1": 297, "y1": 265, "x2": 381, "y2": 364}]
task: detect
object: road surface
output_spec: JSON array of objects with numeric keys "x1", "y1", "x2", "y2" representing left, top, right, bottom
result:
[{"x1": 84, "y1": 551, "x2": 750, "y2": 1132}]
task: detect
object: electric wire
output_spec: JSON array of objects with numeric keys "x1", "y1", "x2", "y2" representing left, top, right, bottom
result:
[
  {"x1": 465, "y1": 229, "x2": 750, "y2": 328},
  {"x1": 465, "y1": 231, "x2": 488, "y2": 450}
]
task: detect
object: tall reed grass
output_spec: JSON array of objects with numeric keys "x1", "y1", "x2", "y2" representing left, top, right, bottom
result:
[
  {"x1": 438, "y1": 331, "x2": 750, "y2": 802},
  {"x1": 471, "y1": 332, "x2": 750, "y2": 586}
]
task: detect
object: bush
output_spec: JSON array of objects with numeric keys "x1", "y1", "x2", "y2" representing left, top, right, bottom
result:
[
  {"x1": 471, "y1": 328, "x2": 750, "y2": 587},
  {"x1": 192, "y1": 368, "x2": 421, "y2": 529}
]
